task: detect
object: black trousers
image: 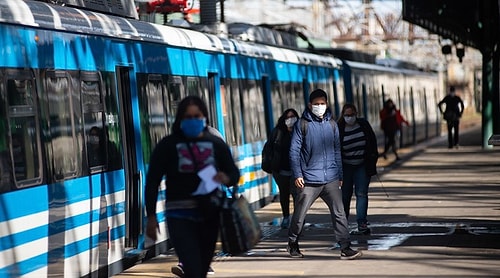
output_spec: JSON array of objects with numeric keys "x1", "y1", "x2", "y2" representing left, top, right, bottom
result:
[{"x1": 447, "y1": 120, "x2": 460, "y2": 147}]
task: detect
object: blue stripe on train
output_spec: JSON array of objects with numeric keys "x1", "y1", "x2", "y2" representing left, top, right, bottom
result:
[
  {"x1": 0, "y1": 171, "x2": 125, "y2": 222},
  {"x1": 0, "y1": 224, "x2": 126, "y2": 277},
  {"x1": 0, "y1": 201, "x2": 125, "y2": 252},
  {"x1": 0, "y1": 253, "x2": 46, "y2": 277}
]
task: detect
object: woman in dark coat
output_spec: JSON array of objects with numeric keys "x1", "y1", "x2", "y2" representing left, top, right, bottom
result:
[
  {"x1": 268, "y1": 108, "x2": 299, "y2": 229},
  {"x1": 338, "y1": 103, "x2": 378, "y2": 235}
]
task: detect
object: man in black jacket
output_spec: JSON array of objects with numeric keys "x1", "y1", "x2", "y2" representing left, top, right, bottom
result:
[{"x1": 438, "y1": 86, "x2": 465, "y2": 148}]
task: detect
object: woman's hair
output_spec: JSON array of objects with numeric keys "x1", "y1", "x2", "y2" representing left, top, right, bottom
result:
[
  {"x1": 276, "y1": 108, "x2": 299, "y2": 129},
  {"x1": 384, "y1": 99, "x2": 394, "y2": 109},
  {"x1": 341, "y1": 103, "x2": 357, "y2": 115},
  {"x1": 172, "y1": 96, "x2": 210, "y2": 134},
  {"x1": 338, "y1": 103, "x2": 357, "y2": 124}
]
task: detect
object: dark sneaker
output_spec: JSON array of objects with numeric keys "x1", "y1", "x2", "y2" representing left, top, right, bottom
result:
[
  {"x1": 287, "y1": 241, "x2": 304, "y2": 258},
  {"x1": 171, "y1": 263, "x2": 185, "y2": 277},
  {"x1": 350, "y1": 227, "x2": 371, "y2": 235},
  {"x1": 207, "y1": 265, "x2": 215, "y2": 275},
  {"x1": 341, "y1": 247, "x2": 362, "y2": 260}
]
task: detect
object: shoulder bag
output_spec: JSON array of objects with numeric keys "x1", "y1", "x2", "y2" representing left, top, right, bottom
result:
[{"x1": 219, "y1": 187, "x2": 262, "y2": 255}]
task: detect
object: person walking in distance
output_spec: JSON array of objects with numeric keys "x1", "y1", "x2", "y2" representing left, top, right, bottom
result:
[
  {"x1": 145, "y1": 96, "x2": 240, "y2": 278},
  {"x1": 269, "y1": 108, "x2": 300, "y2": 229},
  {"x1": 337, "y1": 104, "x2": 378, "y2": 235},
  {"x1": 287, "y1": 89, "x2": 362, "y2": 260},
  {"x1": 438, "y1": 86, "x2": 465, "y2": 149},
  {"x1": 379, "y1": 99, "x2": 409, "y2": 160}
]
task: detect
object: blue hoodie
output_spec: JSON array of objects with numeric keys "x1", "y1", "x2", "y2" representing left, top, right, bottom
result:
[{"x1": 289, "y1": 108, "x2": 343, "y2": 184}]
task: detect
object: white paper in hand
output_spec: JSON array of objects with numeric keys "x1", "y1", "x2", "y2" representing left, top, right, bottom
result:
[{"x1": 192, "y1": 165, "x2": 219, "y2": 195}]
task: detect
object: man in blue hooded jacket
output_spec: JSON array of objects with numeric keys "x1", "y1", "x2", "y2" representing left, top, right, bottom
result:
[{"x1": 287, "y1": 89, "x2": 362, "y2": 260}]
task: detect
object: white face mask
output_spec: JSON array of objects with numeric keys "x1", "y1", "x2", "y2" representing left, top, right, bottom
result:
[
  {"x1": 285, "y1": 117, "x2": 297, "y2": 127},
  {"x1": 311, "y1": 104, "x2": 327, "y2": 117},
  {"x1": 344, "y1": 116, "x2": 356, "y2": 125}
]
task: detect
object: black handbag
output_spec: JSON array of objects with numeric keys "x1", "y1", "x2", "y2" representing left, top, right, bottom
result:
[{"x1": 219, "y1": 187, "x2": 262, "y2": 255}]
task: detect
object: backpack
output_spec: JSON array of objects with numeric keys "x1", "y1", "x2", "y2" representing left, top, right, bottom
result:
[{"x1": 261, "y1": 129, "x2": 282, "y2": 174}]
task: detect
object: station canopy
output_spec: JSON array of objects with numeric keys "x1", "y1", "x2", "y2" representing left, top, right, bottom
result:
[{"x1": 403, "y1": 0, "x2": 499, "y2": 53}]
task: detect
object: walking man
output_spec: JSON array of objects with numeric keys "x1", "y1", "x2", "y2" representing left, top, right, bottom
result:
[
  {"x1": 287, "y1": 89, "x2": 362, "y2": 260},
  {"x1": 438, "y1": 86, "x2": 464, "y2": 148}
]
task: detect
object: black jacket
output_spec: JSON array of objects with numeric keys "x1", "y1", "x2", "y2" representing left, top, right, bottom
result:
[
  {"x1": 145, "y1": 130, "x2": 240, "y2": 216},
  {"x1": 338, "y1": 118, "x2": 378, "y2": 177}
]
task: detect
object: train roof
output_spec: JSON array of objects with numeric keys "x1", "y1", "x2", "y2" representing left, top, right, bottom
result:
[
  {"x1": 312, "y1": 48, "x2": 377, "y2": 64},
  {"x1": 0, "y1": 0, "x2": 340, "y2": 68},
  {"x1": 343, "y1": 59, "x2": 436, "y2": 76},
  {"x1": 314, "y1": 47, "x2": 430, "y2": 72},
  {"x1": 0, "y1": 1, "x2": 233, "y2": 52}
]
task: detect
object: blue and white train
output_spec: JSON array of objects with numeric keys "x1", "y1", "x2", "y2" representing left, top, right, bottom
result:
[{"x1": 0, "y1": 1, "x2": 441, "y2": 277}]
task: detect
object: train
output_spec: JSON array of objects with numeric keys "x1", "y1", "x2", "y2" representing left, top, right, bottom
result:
[{"x1": 0, "y1": 0, "x2": 441, "y2": 277}]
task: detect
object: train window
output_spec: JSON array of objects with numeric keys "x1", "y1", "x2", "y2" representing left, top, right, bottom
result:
[
  {"x1": 150, "y1": 78, "x2": 169, "y2": 133},
  {"x1": 185, "y1": 76, "x2": 218, "y2": 130},
  {"x1": 291, "y1": 82, "x2": 304, "y2": 112},
  {"x1": 335, "y1": 75, "x2": 346, "y2": 108},
  {"x1": 45, "y1": 71, "x2": 79, "y2": 180},
  {"x1": 138, "y1": 74, "x2": 169, "y2": 163},
  {"x1": 366, "y1": 84, "x2": 379, "y2": 123},
  {"x1": 186, "y1": 77, "x2": 200, "y2": 97},
  {"x1": 82, "y1": 73, "x2": 106, "y2": 172},
  {"x1": 82, "y1": 72, "x2": 122, "y2": 173},
  {"x1": 273, "y1": 81, "x2": 285, "y2": 123},
  {"x1": 205, "y1": 74, "x2": 219, "y2": 129},
  {"x1": 241, "y1": 79, "x2": 265, "y2": 143},
  {"x1": 269, "y1": 81, "x2": 304, "y2": 126},
  {"x1": 101, "y1": 72, "x2": 122, "y2": 170},
  {"x1": 2, "y1": 75, "x2": 42, "y2": 190},
  {"x1": 167, "y1": 76, "x2": 184, "y2": 120},
  {"x1": 7, "y1": 79, "x2": 34, "y2": 106},
  {"x1": 222, "y1": 79, "x2": 242, "y2": 146}
]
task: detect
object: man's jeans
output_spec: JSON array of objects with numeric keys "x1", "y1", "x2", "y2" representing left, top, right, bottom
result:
[{"x1": 342, "y1": 163, "x2": 370, "y2": 227}]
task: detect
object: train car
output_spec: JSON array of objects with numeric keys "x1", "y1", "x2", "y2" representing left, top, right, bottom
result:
[
  {"x1": 339, "y1": 60, "x2": 441, "y2": 149},
  {"x1": 0, "y1": 1, "x2": 442, "y2": 277},
  {"x1": 0, "y1": 1, "x2": 343, "y2": 276}
]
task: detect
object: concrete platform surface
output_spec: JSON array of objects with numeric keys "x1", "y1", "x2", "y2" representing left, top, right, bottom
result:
[{"x1": 113, "y1": 124, "x2": 500, "y2": 278}]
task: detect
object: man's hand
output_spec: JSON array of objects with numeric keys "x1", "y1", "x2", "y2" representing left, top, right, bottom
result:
[
  {"x1": 295, "y1": 177, "x2": 305, "y2": 189},
  {"x1": 213, "y1": 171, "x2": 230, "y2": 184}
]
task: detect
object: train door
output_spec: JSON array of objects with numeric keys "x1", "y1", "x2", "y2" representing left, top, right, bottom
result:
[{"x1": 115, "y1": 66, "x2": 141, "y2": 248}]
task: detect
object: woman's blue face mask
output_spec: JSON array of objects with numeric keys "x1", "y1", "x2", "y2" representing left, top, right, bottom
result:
[{"x1": 180, "y1": 118, "x2": 206, "y2": 138}]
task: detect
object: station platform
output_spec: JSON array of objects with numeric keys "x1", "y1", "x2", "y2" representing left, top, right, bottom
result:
[{"x1": 113, "y1": 121, "x2": 500, "y2": 277}]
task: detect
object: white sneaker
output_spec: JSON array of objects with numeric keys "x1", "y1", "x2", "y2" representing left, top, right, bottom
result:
[
  {"x1": 171, "y1": 264, "x2": 184, "y2": 277},
  {"x1": 207, "y1": 265, "x2": 215, "y2": 275}
]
